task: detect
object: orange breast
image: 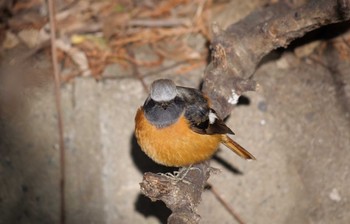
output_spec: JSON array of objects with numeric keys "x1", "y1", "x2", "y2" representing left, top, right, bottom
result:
[{"x1": 135, "y1": 108, "x2": 221, "y2": 167}]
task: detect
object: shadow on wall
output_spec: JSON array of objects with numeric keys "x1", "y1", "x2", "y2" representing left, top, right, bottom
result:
[
  {"x1": 130, "y1": 133, "x2": 174, "y2": 223},
  {"x1": 0, "y1": 54, "x2": 59, "y2": 223},
  {"x1": 0, "y1": 98, "x2": 59, "y2": 223},
  {"x1": 135, "y1": 194, "x2": 171, "y2": 224}
]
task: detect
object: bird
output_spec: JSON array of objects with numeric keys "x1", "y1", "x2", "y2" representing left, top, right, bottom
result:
[{"x1": 135, "y1": 79, "x2": 255, "y2": 168}]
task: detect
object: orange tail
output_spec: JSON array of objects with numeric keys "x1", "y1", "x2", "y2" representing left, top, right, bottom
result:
[{"x1": 221, "y1": 135, "x2": 256, "y2": 160}]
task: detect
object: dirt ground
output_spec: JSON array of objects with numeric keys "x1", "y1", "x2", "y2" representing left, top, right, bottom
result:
[{"x1": 1, "y1": 1, "x2": 350, "y2": 224}]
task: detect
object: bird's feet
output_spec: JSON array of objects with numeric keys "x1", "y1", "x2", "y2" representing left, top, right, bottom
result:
[{"x1": 158, "y1": 165, "x2": 202, "y2": 184}]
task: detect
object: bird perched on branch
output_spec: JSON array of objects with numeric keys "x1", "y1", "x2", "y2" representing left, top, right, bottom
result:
[{"x1": 135, "y1": 79, "x2": 255, "y2": 167}]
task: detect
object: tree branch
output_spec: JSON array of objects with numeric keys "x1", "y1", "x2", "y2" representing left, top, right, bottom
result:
[
  {"x1": 203, "y1": 0, "x2": 350, "y2": 119},
  {"x1": 140, "y1": 162, "x2": 211, "y2": 224}
]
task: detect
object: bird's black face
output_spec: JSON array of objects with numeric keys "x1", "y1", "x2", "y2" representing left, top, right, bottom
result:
[
  {"x1": 159, "y1": 101, "x2": 171, "y2": 110},
  {"x1": 143, "y1": 96, "x2": 185, "y2": 128}
]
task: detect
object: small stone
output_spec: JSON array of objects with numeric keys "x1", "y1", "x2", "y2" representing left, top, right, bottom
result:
[
  {"x1": 258, "y1": 101, "x2": 268, "y2": 112},
  {"x1": 294, "y1": 41, "x2": 321, "y2": 58},
  {"x1": 276, "y1": 56, "x2": 290, "y2": 69},
  {"x1": 18, "y1": 29, "x2": 40, "y2": 48},
  {"x1": 329, "y1": 188, "x2": 341, "y2": 202},
  {"x1": 2, "y1": 31, "x2": 19, "y2": 49}
]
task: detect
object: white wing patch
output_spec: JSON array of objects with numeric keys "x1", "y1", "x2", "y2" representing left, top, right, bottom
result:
[{"x1": 209, "y1": 110, "x2": 217, "y2": 124}]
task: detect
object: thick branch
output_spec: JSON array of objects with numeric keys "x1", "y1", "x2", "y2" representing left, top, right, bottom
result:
[
  {"x1": 140, "y1": 162, "x2": 211, "y2": 224},
  {"x1": 203, "y1": 0, "x2": 350, "y2": 119}
]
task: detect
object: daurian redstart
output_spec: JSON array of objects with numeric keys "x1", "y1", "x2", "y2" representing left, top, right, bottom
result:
[{"x1": 135, "y1": 79, "x2": 255, "y2": 167}]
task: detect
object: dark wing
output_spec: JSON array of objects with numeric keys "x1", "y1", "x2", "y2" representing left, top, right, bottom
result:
[
  {"x1": 177, "y1": 86, "x2": 234, "y2": 135},
  {"x1": 206, "y1": 108, "x2": 234, "y2": 135}
]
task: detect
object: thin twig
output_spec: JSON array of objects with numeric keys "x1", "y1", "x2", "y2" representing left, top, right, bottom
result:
[
  {"x1": 142, "y1": 60, "x2": 187, "y2": 77},
  {"x1": 48, "y1": 0, "x2": 66, "y2": 223},
  {"x1": 128, "y1": 18, "x2": 191, "y2": 27},
  {"x1": 101, "y1": 60, "x2": 187, "y2": 80},
  {"x1": 207, "y1": 182, "x2": 246, "y2": 224}
]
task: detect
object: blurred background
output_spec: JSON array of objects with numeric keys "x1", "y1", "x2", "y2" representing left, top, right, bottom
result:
[{"x1": 0, "y1": 0, "x2": 350, "y2": 223}]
